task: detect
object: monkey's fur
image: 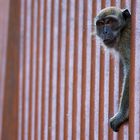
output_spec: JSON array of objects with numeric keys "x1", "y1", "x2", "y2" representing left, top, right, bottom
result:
[{"x1": 95, "y1": 7, "x2": 131, "y2": 132}]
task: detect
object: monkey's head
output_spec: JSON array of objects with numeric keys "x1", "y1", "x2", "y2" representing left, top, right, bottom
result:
[{"x1": 95, "y1": 7, "x2": 131, "y2": 47}]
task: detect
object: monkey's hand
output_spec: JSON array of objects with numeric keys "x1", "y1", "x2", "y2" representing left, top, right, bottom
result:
[{"x1": 110, "y1": 111, "x2": 128, "y2": 132}]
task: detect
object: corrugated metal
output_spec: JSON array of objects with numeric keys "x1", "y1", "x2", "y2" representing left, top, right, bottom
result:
[
  {"x1": 0, "y1": 0, "x2": 10, "y2": 139},
  {"x1": 0, "y1": 0, "x2": 140, "y2": 140}
]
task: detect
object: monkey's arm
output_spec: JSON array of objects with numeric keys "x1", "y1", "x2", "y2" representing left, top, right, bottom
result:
[
  {"x1": 119, "y1": 66, "x2": 129, "y2": 114},
  {"x1": 110, "y1": 63, "x2": 130, "y2": 132}
]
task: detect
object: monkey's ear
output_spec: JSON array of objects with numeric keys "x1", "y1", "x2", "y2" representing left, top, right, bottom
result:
[{"x1": 122, "y1": 9, "x2": 131, "y2": 20}]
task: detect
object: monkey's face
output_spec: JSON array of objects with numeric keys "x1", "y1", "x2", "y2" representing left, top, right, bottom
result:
[
  {"x1": 95, "y1": 7, "x2": 130, "y2": 47},
  {"x1": 96, "y1": 16, "x2": 120, "y2": 46}
]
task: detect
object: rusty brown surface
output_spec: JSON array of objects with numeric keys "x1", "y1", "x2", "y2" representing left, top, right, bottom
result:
[
  {"x1": 129, "y1": 0, "x2": 140, "y2": 139},
  {"x1": 0, "y1": 0, "x2": 139, "y2": 140},
  {"x1": 0, "y1": 0, "x2": 21, "y2": 139},
  {"x1": 0, "y1": 0, "x2": 10, "y2": 139}
]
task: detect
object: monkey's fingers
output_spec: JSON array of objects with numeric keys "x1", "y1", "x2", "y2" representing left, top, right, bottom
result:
[
  {"x1": 110, "y1": 117, "x2": 120, "y2": 132},
  {"x1": 109, "y1": 112, "x2": 125, "y2": 132}
]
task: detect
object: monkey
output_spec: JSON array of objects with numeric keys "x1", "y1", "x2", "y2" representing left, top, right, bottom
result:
[{"x1": 95, "y1": 7, "x2": 131, "y2": 132}]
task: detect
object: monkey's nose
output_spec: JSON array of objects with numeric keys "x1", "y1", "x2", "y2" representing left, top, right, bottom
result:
[
  {"x1": 103, "y1": 31, "x2": 108, "y2": 34},
  {"x1": 103, "y1": 27, "x2": 109, "y2": 34},
  {"x1": 103, "y1": 29, "x2": 108, "y2": 34}
]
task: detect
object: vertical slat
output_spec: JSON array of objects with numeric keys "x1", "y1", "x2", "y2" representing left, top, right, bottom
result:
[
  {"x1": 99, "y1": 0, "x2": 105, "y2": 139},
  {"x1": 35, "y1": 0, "x2": 45, "y2": 139},
  {"x1": 72, "y1": 0, "x2": 79, "y2": 139},
  {"x1": 1, "y1": 0, "x2": 20, "y2": 139},
  {"x1": 129, "y1": 0, "x2": 136, "y2": 138},
  {"x1": 34, "y1": 0, "x2": 41, "y2": 139},
  {"x1": 51, "y1": 0, "x2": 59, "y2": 137},
  {"x1": 57, "y1": 0, "x2": 67, "y2": 140},
  {"x1": 18, "y1": 0, "x2": 24, "y2": 139},
  {"x1": 28, "y1": 0, "x2": 34, "y2": 139},
  {"x1": 21, "y1": 0, "x2": 27, "y2": 140},
  {"x1": 66, "y1": 1, "x2": 75, "y2": 139},
  {"x1": 30, "y1": 0, "x2": 38, "y2": 139},
  {"x1": 121, "y1": 0, "x2": 126, "y2": 8},
  {"x1": 47, "y1": 0, "x2": 55, "y2": 139},
  {"x1": 0, "y1": 0, "x2": 10, "y2": 139},
  {"x1": 130, "y1": 0, "x2": 140, "y2": 140},
  {"x1": 55, "y1": 0, "x2": 62, "y2": 139},
  {"x1": 22, "y1": 1, "x2": 32, "y2": 140},
  {"x1": 84, "y1": 0, "x2": 93, "y2": 139},
  {"x1": 47, "y1": 0, "x2": 59, "y2": 139},
  {"x1": 98, "y1": 48, "x2": 105, "y2": 140},
  {"x1": 44, "y1": 0, "x2": 52, "y2": 139},
  {"x1": 75, "y1": 1, "x2": 84, "y2": 139},
  {"x1": 92, "y1": 1, "x2": 102, "y2": 140},
  {"x1": 39, "y1": 0, "x2": 47, "y2": 139},
  {"x1": 64, "y1": 0, "x2": 70, "y2": 139},
  {"x1": 40, "y1": 0, "x2": 47, "y2": 139},
  {"x1": 80, "y1": 0, "x2": 88, "y2": 139},
  {"x1": 89, "y1": 0, "x2": 97, "y2": 139}
]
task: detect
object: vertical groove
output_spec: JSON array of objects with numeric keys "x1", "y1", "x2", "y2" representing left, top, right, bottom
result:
[
  {"x1": 41, "y1": 0, "x2": 47, "y2": 139},
  {"x1": 89, "y1": 0, "x2": 97, "y2": 139},
  {"x1": 18, "y1": 0, "x2": 25, "y2": 139},
  {"x1": 64, "y1": 0, "x2": 70, "y2": 139},
  {"x1": 99, "y1": 1, "x2": 105, "y2": 140},
  {"x1": 56, "y1": 0, "x2": 62, "y2": 139},
  {"x1": 72, "y1": 0, "x2": 79, "y2": 139},
  {"x1": 80, "y1": 0, "x2": 88, "y2": 139},
  {"x1": 121, "y1": 0, "x2": 126, "y2": 8},
  {"x1": 28, "y1": 0, "x2": 34, "y2": 139},
  {"x1": 101, "y1": 0, "x2": 106, "y2": 8},
  {"x1": 21, "y1": 0, "x2": 27, "y2": 139},
  {"x1": 129, "y1": 0, "x2": 136, "y2": 139},
  {"x1": 108, "y1": 55, "x2": 115, "y2": 140},
  {"x1": 0, "y1": 0, "x2": 9, "y2": 138},
  {"x1": 111, "y1": 0, "x2": 115, "y2": 6},
  {"x1": 98, "y1": 49, "x2": 105, "y2": 140},
  {"x1": 47, "y1": 0, "x2": 55, "y2": 139},
  {"x1": 35, "y1": 0, "x2": 41, "y2": 139}
]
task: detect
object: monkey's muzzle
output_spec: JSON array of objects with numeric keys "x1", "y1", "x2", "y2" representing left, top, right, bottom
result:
[
  {"x1": 103, "y1": 39, "x2": 113, "y2": 44},
  {"x1": 103, "y1": 38, "x2": 116, "y2": 46}
]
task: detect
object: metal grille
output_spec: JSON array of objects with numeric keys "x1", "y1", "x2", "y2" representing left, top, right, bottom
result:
[{"x1": 0, "y1": 0, "x2": 139, "y2": 140}]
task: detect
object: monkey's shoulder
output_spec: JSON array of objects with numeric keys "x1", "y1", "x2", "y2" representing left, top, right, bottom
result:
[
  {"x1": 120, "y1": 21, "x2": 131, "y2": 47},
  {"x1": 118, "y1": 21, "x2": 131, "y2": 64}
]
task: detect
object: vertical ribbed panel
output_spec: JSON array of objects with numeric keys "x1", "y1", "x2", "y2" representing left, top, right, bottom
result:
[
  {"x1": 1, "y1": 0, "x2": 140, "y2": 140},
  {"x1": 0, "y1": 0, "x2": 10, "y2": 139},
  {"x1": 1, "y1": 0, "x2": 21, "y2": 139}
]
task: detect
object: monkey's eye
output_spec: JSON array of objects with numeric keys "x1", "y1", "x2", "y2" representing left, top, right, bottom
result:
[
  {"x1": 107, "y1": 18, "x2": 118, "y2": 25},
  {"x1": 108, "y1": 20, "x2": 113, "y2": 24},
  {"x1": 96, "y1": 21, "x2": 104, "y2": 26}
]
